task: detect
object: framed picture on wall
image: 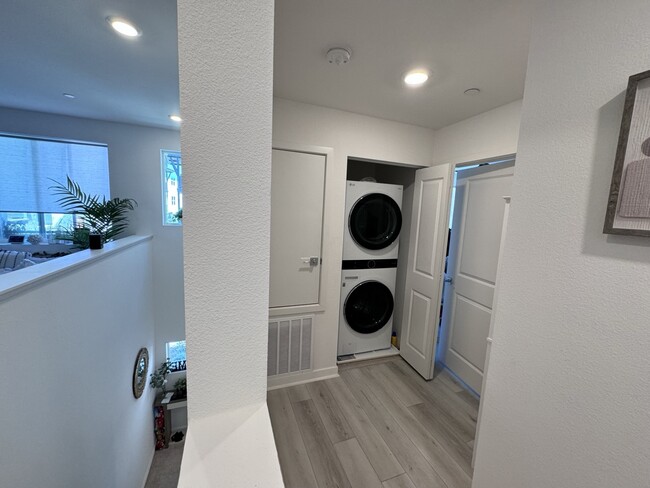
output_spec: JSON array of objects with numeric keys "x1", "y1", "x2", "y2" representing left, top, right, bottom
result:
[{"x1": 604, "y1": 69, "x2": 650, "y2": 236}]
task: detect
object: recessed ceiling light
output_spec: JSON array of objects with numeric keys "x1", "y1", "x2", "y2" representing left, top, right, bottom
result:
[
  {"x1": 106, "y1": 17, "x2": 141, "y2": 37},
  {"x1": 404, "y1": 69, "x2": 429, "y2": 87},
  {"x1": 169, "y1": 115, "x2": 182, "y2": 123},
  {"x1": 464, "y1": 88, "x2": 481, "y2": 96},
  {"x1": 62, "y1": 93, "x2": 76, "y2": 99}
]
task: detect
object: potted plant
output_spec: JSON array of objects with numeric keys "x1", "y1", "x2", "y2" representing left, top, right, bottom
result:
[
  {"x1": 149, "y1": 359, "x2": 173, "y2": 396},
  {"x1": 27, "y1": 234, "x2": 42, "y2": 245},
  {"x1": 173, "y1": 377, "x2": 187, "y2": 400},
  {"x1": 49, "y1": 176, "x2": 137, "y2": 249}
]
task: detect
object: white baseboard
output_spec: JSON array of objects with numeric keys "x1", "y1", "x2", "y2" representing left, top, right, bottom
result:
[
  {"x1": 267, "y1": 366, "x2": 339, "y2": 390},
  {"x1": 336, "y1": 345, "x2": 400, "y2": 364},
  {"x1": 141, "y1": 446, "x2": 155, "y2": 488}
]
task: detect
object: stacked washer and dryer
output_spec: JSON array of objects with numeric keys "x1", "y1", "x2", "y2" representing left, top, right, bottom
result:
[{"x1": 338, "y1": 180, "x2": 403, "y2": 357}]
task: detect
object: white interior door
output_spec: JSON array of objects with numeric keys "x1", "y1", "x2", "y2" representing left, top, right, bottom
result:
[
  {"x1": 472, "y1": 195, "x2": 511, "y2": 468},
  {"x1": 440, "y1": 161, "x2": 514, "y2": 393},
  {"x1": 269, "y1": 148, "x2": 325, "y2": 309},
  {"x1": 400, "y1": 164, "x2": 452, "y2": 380}
]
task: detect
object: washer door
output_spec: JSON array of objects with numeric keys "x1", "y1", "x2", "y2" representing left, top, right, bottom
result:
[
  {"x1": 349, "y1": 193, "x2": 402, "y2": 250},
  {"x1": 344, "y1": 280, "x2": 394, "y2": 334}
]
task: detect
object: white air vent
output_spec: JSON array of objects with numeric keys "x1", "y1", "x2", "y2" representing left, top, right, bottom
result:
[{"x1": 268, "y1": 315, "x2": 313, "y2": 376}]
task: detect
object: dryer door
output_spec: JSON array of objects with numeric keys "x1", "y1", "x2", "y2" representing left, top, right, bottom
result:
[
  {"x1": 344, "y1": 280, "x2": 394, "y2": 334},
  {"x1": 349, "y1": 193, "x2": 402, "y2": 250}
]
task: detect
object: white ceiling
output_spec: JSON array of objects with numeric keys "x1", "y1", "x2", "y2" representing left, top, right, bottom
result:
[
  {"x1": 274, "y1": 0, "x2": 531, "y2": 129},
  {"x1": 0, "y1": 0, "x2": 180, "y2": 129},
  {"x1": 1, "y1": 0, "x2": 530, "y2": 131}
]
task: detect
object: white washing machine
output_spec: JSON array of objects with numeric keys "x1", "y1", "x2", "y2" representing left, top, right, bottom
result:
[
  {"x1": 343, "y1": 181, "x2": 403, "y2": 261},
  {"x1": 338, "y1": 263, "x2": 396, "y2": 356}
]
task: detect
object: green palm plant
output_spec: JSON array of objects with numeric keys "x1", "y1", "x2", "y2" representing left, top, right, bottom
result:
[{"x1": 49, "y1": 176, "x2": 137, "y2": 248}]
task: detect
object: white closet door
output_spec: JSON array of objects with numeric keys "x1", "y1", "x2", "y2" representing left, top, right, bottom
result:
[
  {"x1": 400, "y1": 164, "x2": 452, "y2": 380},
  {"x1": 269, "y1": 149, "x2": 325, "y2": 308},
  {"x1": 440, "y1": 161, "x2": 514, "y2": 393}
]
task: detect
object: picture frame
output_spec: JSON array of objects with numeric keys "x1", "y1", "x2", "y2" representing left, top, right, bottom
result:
[{"x1": 604, "y1": 69, "x2": 650, "y2": 236}]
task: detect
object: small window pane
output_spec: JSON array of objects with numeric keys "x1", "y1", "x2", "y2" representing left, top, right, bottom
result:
[
  {"x1": 162, "y1": 150, "x2": 182, "y2": 226},
  {"x1": 166, "y1": 340, "x2": 186, "y2": 372}
]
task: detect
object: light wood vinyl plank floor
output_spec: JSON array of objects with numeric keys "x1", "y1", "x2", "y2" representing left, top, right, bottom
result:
[
  {"x1": 267, "y1": 388, "x2": 320, "y2": 488},
  {"x1": 268, "y1": 357, "x2": 478, "y2": 488}
]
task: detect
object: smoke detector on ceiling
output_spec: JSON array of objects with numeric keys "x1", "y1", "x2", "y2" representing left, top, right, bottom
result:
[
  {"x1": 464, "y1": 88, "x2": 481, "y2": 96},
  {"x1": 327, "y1": 47, "x2": 351, "y2": 65}
]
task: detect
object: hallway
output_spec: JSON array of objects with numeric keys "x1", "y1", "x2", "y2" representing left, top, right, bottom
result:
[{"x1": 268, "y1": 357, "x2": 478, "y2": 488}]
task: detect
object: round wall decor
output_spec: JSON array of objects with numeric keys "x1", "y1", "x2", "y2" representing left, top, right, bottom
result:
[{"x1": 132, "y1": 347, "x2": 149, "y2": 399}]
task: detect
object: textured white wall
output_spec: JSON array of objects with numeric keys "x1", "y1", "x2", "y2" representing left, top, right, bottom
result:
[
  {"x1": 178, "y1": 0, "x2": 274, "y2": 418},
  {"x1": 0, "y1": 106, "x2": 184, "y2": 372},
  {"x1": 432, "y1": 100, "x2": 522, "y2": 165},
  {"x1": 473, "y1": 2, "x2": 650, "y2": 487},
  {"x1": 0, "y1": 237, "x2": 155, "y2": 488},
  {"x1": 272, "y1": 98, "x2": 435, "y2": 380}
]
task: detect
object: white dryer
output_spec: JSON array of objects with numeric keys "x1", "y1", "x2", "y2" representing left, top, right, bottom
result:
[
  {"x1": 343, "y1": 181, "x2": 403, "y2": 261},
  {"x1": 338, "y1": 262, "x2": 396, "y2": 356}
]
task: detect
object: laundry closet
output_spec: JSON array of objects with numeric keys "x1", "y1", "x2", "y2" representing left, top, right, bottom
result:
[
  {"x1": 339, "y1": 158, "x2": 419, "y2": 361},
  {"x1": 266, "y1": 144, "x2": 432, "y2": 388}
]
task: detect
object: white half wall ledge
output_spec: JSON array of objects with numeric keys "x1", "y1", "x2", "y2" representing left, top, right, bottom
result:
[
  {"x1": 178, "y1": 402, "x2": 284, "y2": 488},
  {"x1": 0, "y1": 233, "x2": 156, "y2": 488},
  {"x1": 0, "y1": 235, "x2": 153, "y2": 302}
]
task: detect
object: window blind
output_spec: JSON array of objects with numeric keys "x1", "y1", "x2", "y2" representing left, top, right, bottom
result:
[{"x1": 0, "y1": 135, "x2": 110, "y2": 213}]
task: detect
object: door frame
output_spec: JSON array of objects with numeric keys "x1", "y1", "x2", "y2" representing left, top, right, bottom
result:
[
  {"x1": 436, "y1": 158, "x2": 515, "y2": 392},
  {"x1": 435, "y1": 153, "x2": 516, "y2": 360},
  {"x1": 441, "y1": 153, "x2": 516, "y2": 469},
  {"x1": 269, "y1": 141, "x2": 333, "y2": 317}
]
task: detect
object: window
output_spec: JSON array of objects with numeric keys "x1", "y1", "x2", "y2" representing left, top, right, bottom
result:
[
  {"x1": 162, "y1": 150, "x2": 182, "y2": 225},
  {"x1": 0, "y1": 134, "x2": 109, "y2": 242},
  {"x1": 166, "y1": 340, "x2": 186, "y2": 372},
  {"x1": 0, "y1": 212, "x2": 81, "y2": 242}
]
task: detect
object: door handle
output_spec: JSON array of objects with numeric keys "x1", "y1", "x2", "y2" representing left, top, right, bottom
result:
[{"x1": 301, "y1": 257, "x2": 320, "y2": 267}]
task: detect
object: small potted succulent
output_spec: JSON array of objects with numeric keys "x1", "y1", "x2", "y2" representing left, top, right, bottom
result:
[
  {"x1": 173, "y1": 377, "x2": 187, "y2": 400},
  {"x1": 27, "y1": 234, "x2": 42, "y2": 245}
]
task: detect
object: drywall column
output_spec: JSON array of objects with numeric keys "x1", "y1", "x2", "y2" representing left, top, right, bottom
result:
[
  {"x1": 177, "y1": 0, "x2": 274, "y2": 418},
  {"x1": 472, "y1": 2, "x2": 650, "y2": 487}
]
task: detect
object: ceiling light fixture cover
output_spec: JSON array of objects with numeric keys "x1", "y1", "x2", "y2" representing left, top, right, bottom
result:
[
  {"x1": 107, "y1": 17, "x2": 142, "y2": 37},
  {"x1": 169, "y1": 115, "x2": 182, "y2": 122},
  {"x1": 62, "y1": 93, "x2": 76, "y2": 99},
  {"x1": 464, "y1": 88, "x2": 481, "y2": 96},
  {"x1": 404, "y1": 70, "x2": 429, "y2": 86},
  {"x1": 326, "y1": 47, "x2": 351, "y2": 65}
]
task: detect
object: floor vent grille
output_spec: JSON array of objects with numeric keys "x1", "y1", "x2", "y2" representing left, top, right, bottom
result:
[{"x1": 268, "y1": 315, "x2": 313, "y2": 376}]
